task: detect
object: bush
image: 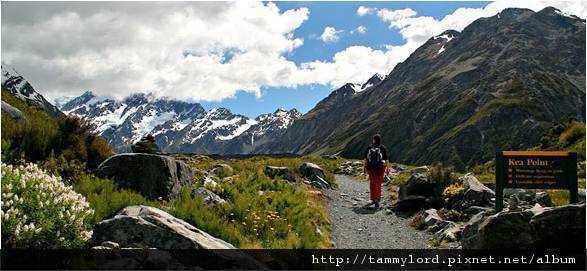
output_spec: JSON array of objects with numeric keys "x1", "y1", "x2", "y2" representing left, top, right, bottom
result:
[
  {"x1": 73, "y1": 174, "x2": 155, "y2": 225},
  {"x1": 173, "y1": 157, "x2": 332, "y2": 248},
  {"x1": 1, "y1": 91, "x2": 113, "y2": 169},
  {"x1": 410, "y1": 211, "x2": 428, "y2": 230},
  {"x1": 1, "y1": 163, "x2": 94, "y2": 248},
  {"x1": 427, "y1": 163, "x2": 456, "y2": 206}
]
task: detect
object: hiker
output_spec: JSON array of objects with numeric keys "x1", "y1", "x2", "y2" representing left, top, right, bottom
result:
[{"x1": 363, "y1": 134, "x2": 389, "y2": 209}]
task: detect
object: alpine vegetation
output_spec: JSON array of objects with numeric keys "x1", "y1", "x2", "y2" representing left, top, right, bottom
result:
[{"x1": 1, "y1": 163, "x2": 94, "y2": 248}]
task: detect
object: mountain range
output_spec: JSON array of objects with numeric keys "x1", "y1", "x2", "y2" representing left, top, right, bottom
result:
[
  {"x1": 258, "y1": 7, "x2": 586, "y2": 169},
  {"x1": 59, "y1": 91, "x2": 302, "y2": 153},
  {"x1": 2, "y1": 7, "x2": 585, "y2": 169}
]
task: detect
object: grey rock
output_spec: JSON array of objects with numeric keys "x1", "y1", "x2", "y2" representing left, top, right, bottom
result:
[
  {"x1": 504, "y1": 188, "x2": 536, "y2": 202},
  {"x1": 264, "y1": 166, "x2": 296, "y2": 182},
  {"x1": 92, "y1": 205, "x2": 235, "y2": 249},
  {"x1": 200, "y1": 176, "x2": 218, "y2": 188},
  {"x1": 131, "y1": 134, "x2": 161, "y2": 154},
  {"x1": 463, "y1": 206, "x2": 494, "y2": 215},
  {"x1": 410, "y1": 166, "x2": 429, "y2": 174},
  {"x1": 394, "y1": 195, "x2": 428, "y2": 212},
  {"x1": 96, "y1": 153, "x2": 195, "y2": 200},
  {"x1": 92, "y1": 205, "x2": 264, "y2": 268},
  {"x1": 398, "y1": 173, "x2": 434, "y2": 200},
  {"x1": 101, "y1": 241, "x2": 120, "y2": 249},
  {"x1": 462, "y1": 210, "x2": 535, "y2": 249},
  {"x1": 578, "y1": 189, "x2": 586, "y2": 202},
  {"x1": 535, "y1": 192, "x2": 552, "y2": 207},
  {"x1": 300, "y1": 163, "x2": 330, "y2": 189},
  {"x1": 1, "y1": 101, "x2": 27, "y2": 123},
  {"x1": 530, "y1": 203, "x2": 586, "y2": 249},
  {"x1": 433, "y1": 222, "x2": 463, "y2": 244},
  {"x1": 459, "y1": 173, "x2": 495, "y2": 207},
  {"x1": 423, "y1": 209, "x2": 446, "y2": 227},
  {"x1": 208, "y1": 164, "x2": 234, "y2": 177},
  {"x1": 192, "y1": 188, "x2": 226, "y2": 207}
]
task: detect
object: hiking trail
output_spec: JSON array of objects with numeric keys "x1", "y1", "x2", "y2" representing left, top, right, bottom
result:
[{"x1": 325, "y1": 175, "x2": 431, "y2": 249}]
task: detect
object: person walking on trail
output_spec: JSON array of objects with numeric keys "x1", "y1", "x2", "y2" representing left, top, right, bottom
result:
[{"x1": 363, "y1": 134, "x2": 390, "y2": 209}]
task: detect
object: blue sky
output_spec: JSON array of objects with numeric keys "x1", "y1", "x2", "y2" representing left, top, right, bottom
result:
[
  {"x1": 200, "y1": 2, "x2": 489, "y2": 118},
  {"x1": 4, "y1": 1, "x2": 583, "y2": 118}
]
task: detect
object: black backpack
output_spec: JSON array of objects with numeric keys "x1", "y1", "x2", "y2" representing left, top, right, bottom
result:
[{"x1": 366, "y1": 147, "x2": 385, "y2": 169}]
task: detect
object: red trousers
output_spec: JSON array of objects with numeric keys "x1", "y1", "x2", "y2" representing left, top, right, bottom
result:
[{"x1": 367, "y1": 168, "x2": 385, "y2": 201}]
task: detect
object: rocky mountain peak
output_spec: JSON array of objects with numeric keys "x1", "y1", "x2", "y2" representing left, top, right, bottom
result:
[
  {"x1": 361, "y1": 73, "x2": 384, "y2": 90},
  {"x1": 1, "y1": 63, "x2": 63, "y2": 118}
]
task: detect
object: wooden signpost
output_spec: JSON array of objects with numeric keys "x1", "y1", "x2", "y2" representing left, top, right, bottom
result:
[{"x1": 495, "y1": 151, "x2": 578, "y2": 212}]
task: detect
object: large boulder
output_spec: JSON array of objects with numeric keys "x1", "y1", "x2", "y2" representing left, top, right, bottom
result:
[
  {"x1": 208, "y1": 164, "x2": 234, "y2": 177},
  {"x1": 92, "y1": 205, "x2": 234, "y2": 249},
  {"x1": 423, "y1": 208, "x2": 449, "y2": 230},
  {"x1": 459, "y1": 173, "x2": 495, "y2": 207},
  {"x1": 1, "y1": 101, "x2": 27, "y2": 123},
  {"x1": 398, "y1": 173, "x2": 434, "y2": 200},
  {"x1": 394, "y1": 195, "x2": 428, "y2": 212},
  {"x1": 96, "y1": 153, "x2": 195, "y2": 200},
  {"x1": 264, "y1": 166, "x2": 296, "y2": 183},
  {"x1": 530, "y1": 203, "x2": 586, "y2": 249},
  {"x1": 433, "y1": 222, "x2": 464, "y2": 244},
  {"x1": 300, "y1": 163, "x2": 331, "y2": 189},
  {"x1": 461, "y1": 210, "x2": 535, "y2": 249},
  {"x1": 91, "y1": 206, "x2": 264, "y2": 268},
  {"x1": 131, "y1": 134, "x2": 161, "y2": 154},
  {"x1": 192, "y1": 188, "x2": 226, "y2": 207},
  {"x1": 462, "y1": 203, "x2": 586, "y2": 249}
]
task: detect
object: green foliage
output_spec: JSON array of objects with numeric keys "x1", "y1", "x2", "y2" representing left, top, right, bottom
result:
[
  {"x1": 72, "y1": 174, "x2": 156, "y2": 225},
  {"x1": 427, "y1": 163, "x2": 456, "y2": 206},
  {"x1": 187, "y1": 155, "x2": 340, "y2": 188},
  {"x1": 1, "y1": 92, "x2": 61, "y2": 162},
  {"x1": 535, "y1": 118, "x2": 586, "y2": 159},
  {"x1": 1, "y1": 163, "x2": 94, "y2": 248},
  {"x1": 1, "y1": 90, "x2": 113, "y2": 169},
  {"x1": 437, "y1": 208, "x2": 465, "y2": 222},
  {"x1": 175, "y1": 156, "x2": 333, "y2": 248},
  {"x1": 410, "y1": 211, "x2": 428, "y2": 230}
]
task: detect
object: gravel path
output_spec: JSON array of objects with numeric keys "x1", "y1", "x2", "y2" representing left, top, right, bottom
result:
[{"x1": 325, "y1": 175, "x2": 431, "y2": 249}]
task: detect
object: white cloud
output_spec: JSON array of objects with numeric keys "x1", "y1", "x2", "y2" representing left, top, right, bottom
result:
[
  {"x1": 351, "y1": 25, "x2": 368, "y2": 34},
  {"x1": 373, "y1": 1, "x2": 586, "y2": 44},
  {"x1": 319, "y1": 26, "x2": 343, "y2": 43},
  {"x1": 1, "y1": 1, "x2": 585, "y2": 103},
  {"x1": 2, "y1": 2, "x2": 310, "y2": 101},
  {"x1": 357, "y1": 6, "x2": 377, "y2": 16}
]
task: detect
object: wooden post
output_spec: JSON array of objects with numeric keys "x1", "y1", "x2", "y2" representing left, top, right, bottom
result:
[
  {"x1": 495, "y1": 152, "x2": 504, "y2": 212},
  {"x1": 568, "y1": 152, "x2": 579, "y2": 204}
]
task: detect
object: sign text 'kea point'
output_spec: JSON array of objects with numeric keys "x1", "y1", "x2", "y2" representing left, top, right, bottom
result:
[{"x1": 495, "y1": 151, "x2": 578, "y2": 212}]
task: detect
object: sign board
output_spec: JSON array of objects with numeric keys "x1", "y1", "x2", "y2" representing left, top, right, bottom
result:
[{"x1": 495, "y1": 151, "x2": 578, "y2": 212}]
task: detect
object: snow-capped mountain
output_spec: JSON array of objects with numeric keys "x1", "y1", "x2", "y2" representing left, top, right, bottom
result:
[
  {"x1": 1, "y1": 63, "x2": 63, "y2": 118},
  {"x1": 60, "y1": 92, "x2": 301, "y2": 154}
]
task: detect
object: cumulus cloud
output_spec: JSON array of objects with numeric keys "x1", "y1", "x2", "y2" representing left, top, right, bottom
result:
[
  {"x1": 2, "y1": 2, "x2": 310, "y2": 101},
  {"x1": 357, "y1": 6, "x2": 376, "y2": 16},
  {"x1": 374, "y1": 1, "x2": 586, "y2": 44},
  {"x1": 319, "y1": 26, "x2": 343, "y2": 43},
  {"x1": 1, "y1": 1, "x2": 585, "y2": 103},
  {"x1": 351, "y1": 25, "x2": 368, "y2": 34}
]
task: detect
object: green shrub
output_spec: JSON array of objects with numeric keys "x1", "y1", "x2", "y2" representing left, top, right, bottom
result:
[
  {"x1": 1, "y1": 162, "x2": 94, "y2": 248},
  {"x1": 1, "y1": 91, "x2": 113, "y2": 169},
  {"x1": 73, "y1": 174, "x2": 155, "y2": 225},
  {"x1": 410, "y1": 211, "x2": 428, "y2": 230},
  {"x1": 427, "y1": 163, "x2": 456, "y2": 206},
  {"x1": 172, "y1": 158, "x2": 332, "y2": 248}
]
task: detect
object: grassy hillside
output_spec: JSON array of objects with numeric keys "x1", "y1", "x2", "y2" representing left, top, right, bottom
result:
[{"x1": 2, "y1": 91, "x2": 337, "y2": 248}]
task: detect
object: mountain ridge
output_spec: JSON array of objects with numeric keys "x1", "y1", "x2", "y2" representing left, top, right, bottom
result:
[
  {"x1": 259, "y1": 7, "x2": 586, "y2": 169},
  {"x1": 60, "y1": 91, "x2": 302, "y2": 154}
]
